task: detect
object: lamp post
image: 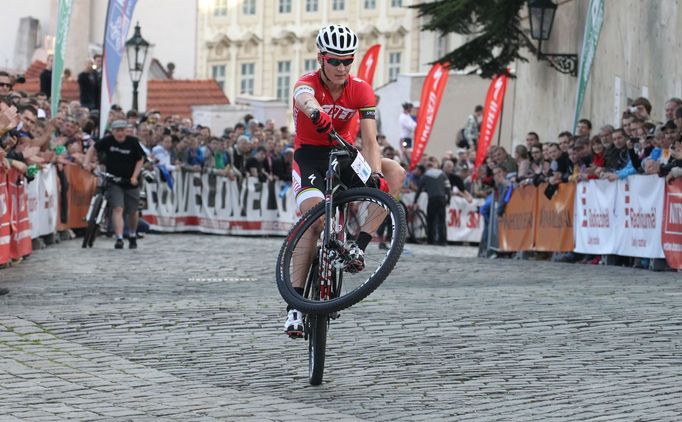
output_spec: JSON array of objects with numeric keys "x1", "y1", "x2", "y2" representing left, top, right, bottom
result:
[
  {"x1": 125, "y1": 23, "x2": 150, "y2": 111},
  {"x1": 527, "y1": 0, "x2": 578, "y2": 76}
]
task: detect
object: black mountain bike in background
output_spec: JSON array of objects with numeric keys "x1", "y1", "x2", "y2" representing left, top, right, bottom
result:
[
  {"x1": 82, "y1": 171, "x2": 126, "y2": 248},
  {"x1": 276, "y1": 123, "x2": 407, "y2": 385}
]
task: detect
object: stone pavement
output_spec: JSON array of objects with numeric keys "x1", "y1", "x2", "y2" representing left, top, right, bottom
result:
[{"x1": 1, "y1": 234, "x2": 681, "y2": 421}]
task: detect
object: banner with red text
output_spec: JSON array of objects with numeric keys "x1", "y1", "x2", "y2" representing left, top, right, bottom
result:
[
  {"x1": 0, "y1": 174, "x2": 9, "y2": 264},
  {"x1": 615, "y1": 175, "x2": 665, "y2": 258},
  {"x1": 401, "y1": 192, "x2": 483, "y2": 243},
  {"x1": 409, "y1": 63, "x2": 449, "y2": 170},
  {"x1": 357, "y1": 44, "x2": 381, "y2": 86},
  {"x1": 7, "y1": 169, "x2": 32, "y2": 260},
  {"x1": 574, "y1": 179, "x2": 618, "y2": 254},
  {"x1": 662, "y1": 178, "x2": 682, "y2": 268},
  {"x1": 473, "y1": 73, "x2": 508, "y2": 176}
]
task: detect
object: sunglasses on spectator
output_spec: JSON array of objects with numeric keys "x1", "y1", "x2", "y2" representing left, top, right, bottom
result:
[
  {"x1": 0, "y1": 82, "x2": 12, "y2": 88},
  {"x1": 325, "y1": 57, "x2": 354, "y2": 67}
]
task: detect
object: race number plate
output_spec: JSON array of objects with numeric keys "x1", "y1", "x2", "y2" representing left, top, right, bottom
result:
[{"x1": 351, "y1": 153, "x2": 372, "y2": 183}]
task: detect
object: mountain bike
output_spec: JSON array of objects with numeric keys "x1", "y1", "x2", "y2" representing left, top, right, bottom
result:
[
  {"x1": 82, "y1": 171, "x2": 126, "y2": 248},
  {"x1": 403, "y1": 201, "x2": 427, "y2": 244},
  {"x1": 276, "y1": 125, "x2": 406, "y2": 385}
]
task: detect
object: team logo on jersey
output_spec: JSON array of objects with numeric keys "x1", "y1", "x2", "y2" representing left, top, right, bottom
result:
[
  {"x1": 308, "y1": 174, "x2": 317, "y2": 185},
  {"x1": 321, "y1": 104, "x2": 356, "y2": 121}
]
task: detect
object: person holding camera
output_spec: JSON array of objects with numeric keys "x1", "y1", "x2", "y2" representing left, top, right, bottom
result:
[{"x1": 83, "y1": 120, "x2": 145, "y2": 249}]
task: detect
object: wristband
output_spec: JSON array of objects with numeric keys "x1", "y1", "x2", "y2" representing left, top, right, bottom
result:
[{"x1": 372, "y1": 171, "x2": 385, "y2": 178}]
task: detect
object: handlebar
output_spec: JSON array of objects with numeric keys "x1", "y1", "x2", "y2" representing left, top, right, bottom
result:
[
  {"x1": 93, "y1": 170, "x2": 127, "y2": 185},
  {"x1": 310, "y1": 109, "x2": 357, "y2": 154}
]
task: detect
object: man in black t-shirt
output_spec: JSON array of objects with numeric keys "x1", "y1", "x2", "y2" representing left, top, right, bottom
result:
[{"x1": 84, "y1": 120, "x2": 144, "y2": 249}]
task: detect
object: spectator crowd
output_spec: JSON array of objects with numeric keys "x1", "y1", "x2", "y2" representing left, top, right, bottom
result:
[{"x1": 1, "y1": 58, "x2": 682, "y2": 276}]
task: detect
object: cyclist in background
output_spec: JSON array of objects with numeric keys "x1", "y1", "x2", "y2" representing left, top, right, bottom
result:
[
  {"x1": 83, "y1": 120, "x2": 145, "y2": 249},
  {"x1": 284, "y1": 24, "x2": 405, "y2": 337}
]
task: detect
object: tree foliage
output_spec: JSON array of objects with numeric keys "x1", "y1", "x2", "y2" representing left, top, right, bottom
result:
[{"x1": 411, "y1": 0, "x2": 536, "y2": 79}]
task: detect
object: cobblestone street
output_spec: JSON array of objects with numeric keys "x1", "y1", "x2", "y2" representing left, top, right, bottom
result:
[{"x1": 1, "y1": 234, "x2": 681, "y2": 421}]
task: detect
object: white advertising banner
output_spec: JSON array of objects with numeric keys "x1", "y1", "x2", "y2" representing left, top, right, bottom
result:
[
  {"x1": 574, "y1": 179, "x2": 618, "y2": 254},
  {"x1": 400, "y1": 192, "x2": 483, "y2": 243},
  {"x1": 615, "y1": 175, "x2": 665, "y2": 258},
  {"x1": 27, "y1": 165, "x2": 58, "y2": 239},
  {"x1": 447, "y1": 196, "x2": 484, "y2": 243},
  {"x1": 142, "y1": 169, "x2": 298, "y2": 235}
]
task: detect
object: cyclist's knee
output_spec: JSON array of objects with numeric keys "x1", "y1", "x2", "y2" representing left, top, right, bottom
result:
[{"x1": 381, "y1": 159, "x2": 406, "y2": 195}]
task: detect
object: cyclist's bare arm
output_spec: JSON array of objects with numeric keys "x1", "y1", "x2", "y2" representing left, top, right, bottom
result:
[
  {"x1": 359, "y1": 118, "x2": 381, "y2": 173},
  {"x1": 293, "y1": 83, "x2": 321, "y2": 118}
]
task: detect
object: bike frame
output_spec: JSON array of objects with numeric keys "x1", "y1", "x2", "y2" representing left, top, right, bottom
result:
[{"x1": 318, "y1": 131, "x2": 357, "y2": 301}]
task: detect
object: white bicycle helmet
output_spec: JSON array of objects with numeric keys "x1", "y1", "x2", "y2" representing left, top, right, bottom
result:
[{"x1": 316, "y1": 25, "x2": 358, "y2": 57}]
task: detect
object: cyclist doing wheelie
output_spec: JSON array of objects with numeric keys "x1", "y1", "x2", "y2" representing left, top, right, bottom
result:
[{"x1": 284, "y1": 24, "x2": 405, "y2": 337}]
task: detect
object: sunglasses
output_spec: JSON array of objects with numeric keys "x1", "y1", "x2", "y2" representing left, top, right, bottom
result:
[
  {"x1": 325, "y1": 57, "x2": 354, "y2": 67},
  {"x1": 0, "y1": 82, "x2": 12, "y2": 88}
]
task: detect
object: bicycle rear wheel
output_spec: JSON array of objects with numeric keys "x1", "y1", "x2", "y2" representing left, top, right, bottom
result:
[{"x1": 276, "y1": 187, "x2": 406, "y2": 314}]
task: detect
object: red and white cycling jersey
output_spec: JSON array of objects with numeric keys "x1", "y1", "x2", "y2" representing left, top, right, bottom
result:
[{"x1": 292, "y1": 70, "x2": 376, "y2": 149}]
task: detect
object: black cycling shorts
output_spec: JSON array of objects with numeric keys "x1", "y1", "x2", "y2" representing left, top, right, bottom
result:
[{"x1": 292, "y1": 145, "x2": 366, "y2": 208}]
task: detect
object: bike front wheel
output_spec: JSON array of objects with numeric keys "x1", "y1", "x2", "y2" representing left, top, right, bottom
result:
[
  {"x1": 276, "y1": 187, "x2": 406, "y2": 314},
  {"x1": 307, "y1": 314, "x2": 328, "y2": 386},
  {"x1": 82, "y1": 194, "x2": 103, "y2": 248}
]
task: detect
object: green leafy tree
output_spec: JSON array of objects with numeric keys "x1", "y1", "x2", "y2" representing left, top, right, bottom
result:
[{"x1": 411, "y1": 0, "x2": 536, "y2": 78}]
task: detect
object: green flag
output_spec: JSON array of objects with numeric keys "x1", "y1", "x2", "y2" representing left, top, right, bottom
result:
[
  {"x1": 572, "y1": 0, "x2": 605, "y2": 131},
  {"x1": 51, "y1": 0, "x2": 73, "y2": 116}
]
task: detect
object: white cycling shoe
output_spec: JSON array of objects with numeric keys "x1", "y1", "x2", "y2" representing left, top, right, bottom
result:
[{"x1": 284, "y1": 309, "x2": 304, "y2": 338}]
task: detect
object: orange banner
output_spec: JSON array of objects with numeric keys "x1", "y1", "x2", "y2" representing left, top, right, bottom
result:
[
  {"x1": 409, "y1": 62, "x2": 449, "y2": 170},
  {"x1": 497, "y1": 184, "x2": 536, "y2": 252},
  {"x1": 0, "y1": 172, "x2": 9, "y2": 264},
  {"x1": 63, "y1": 164, "x2": 97, "y2": 229},
  {"x1": 8, "y1": 168, "x2": 32, "y2": 260},
  {"x1": 473, "y1": 73, "x2": 508, "y2": 177},
  {"x1": 534, "y1": 183, "x2": 576, "y2": 252},
  {"x1": 357, "y1": 44, "x2": 381, "y2": 86},
  {"x1": 662, "y1": 178, "x2": 682, "y2": 269}
]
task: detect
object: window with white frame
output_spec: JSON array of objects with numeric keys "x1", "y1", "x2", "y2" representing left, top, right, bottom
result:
[
  {"x1": 436, "y1": 35, "x2": 449, "y2": 59},
  {"x1": 305, "y1": 0, "x2": 318, "y2": 12},
  {"x1": 243, "y1": 0, "x2": 256, "y2": 15},
  {"x1": 276, "y1": 61, "x2": 291, "y2": 101},
  {"x1": 388, "y1": 52, "x2": 401, "y2": 82},
  {"x1": 212, "y1": 65, "x2": 226, "y2": 90},
  {"x1": 332, "y1": 0, "x2": 345, "y2": 11},
  {"x1": 279, "y1": 0, "x2": 292, "y2": 13},
  {"x1": 364, "y1": 0, "x2": 376, "y2": 9},
  {"x1": 214, "y1": 0, "x2": 227, "y2": 16},
  {"x1": 240, "y1": 63, "x2": 255, "y2": 95},
  {"x1": 391, "y1": 0, "x2": 403, "y2": 7},
  {"x1": 304, "y1": 59, "x2": 318, "y2": 72}
]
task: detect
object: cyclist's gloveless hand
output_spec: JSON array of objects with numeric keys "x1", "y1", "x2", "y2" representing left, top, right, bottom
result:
[{"x1": 310, "y1": 110, "x2": 333, "y2": 135}]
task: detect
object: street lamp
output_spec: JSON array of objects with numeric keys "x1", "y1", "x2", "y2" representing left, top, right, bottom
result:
[
  {"x1": 125, "y1": 22, "x2": 150, "y2": 111},
  {"x1": 527, "y1": 0, "x2": 578, "y2": 77}
]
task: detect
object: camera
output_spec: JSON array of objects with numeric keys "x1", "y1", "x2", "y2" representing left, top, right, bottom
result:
[
  {"x1": 628, "y1": 106, "x2": 638, "y2": 113},
  {"x1": 141, "y1": 169, "x2": 156, "y2": 183},
  {"x1": 14, "y1": 74, "x2": 26, "y2": 84}
]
